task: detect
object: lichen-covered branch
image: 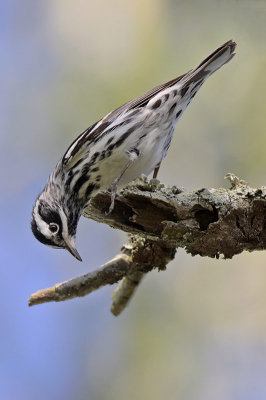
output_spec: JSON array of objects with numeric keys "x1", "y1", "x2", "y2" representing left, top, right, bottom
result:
[
  {"x1": 85, "y1": 174, "x2": 266, "y2": 259},
  {"x1": 29, "y1": 175, "x2": 266, "y2": 314}
]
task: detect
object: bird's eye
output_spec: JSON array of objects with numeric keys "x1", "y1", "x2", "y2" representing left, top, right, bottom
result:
[{"x1": 49, "y1": 223, "x2": 59, "y2": 234}]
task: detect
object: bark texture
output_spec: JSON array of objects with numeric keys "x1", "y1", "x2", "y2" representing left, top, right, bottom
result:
[
  {"x1": 85, "y1": 174, "x2": 266, "y2": 259},
  {"x1": 29, "y1": 175, "x2": 266, "y2": 315}
]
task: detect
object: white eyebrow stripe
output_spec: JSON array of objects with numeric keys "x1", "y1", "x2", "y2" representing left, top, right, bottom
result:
[{"x1": 33, "y1": 205, "x2": 51, "y2": 237}]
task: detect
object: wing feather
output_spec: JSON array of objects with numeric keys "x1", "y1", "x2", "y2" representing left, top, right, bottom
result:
[
  {"x1": 62, "y1": 73, "x2": 186, "y2": 167},
  {"x1": 62, "y1": 39, "x2": 236, "y2": 168}
]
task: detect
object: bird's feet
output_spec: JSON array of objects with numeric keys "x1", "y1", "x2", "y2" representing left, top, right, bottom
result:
[
  {"x1": 105, "y1": 182, "x2": 118, "y2": 216},
  {"x1": 105, "y1": 158, "x2": 135, "y2": 216}
]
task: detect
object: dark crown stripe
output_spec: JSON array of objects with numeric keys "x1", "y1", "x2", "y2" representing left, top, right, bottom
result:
[{"x1": 38, "y1": 201, "x2": 62, "y2": 227}]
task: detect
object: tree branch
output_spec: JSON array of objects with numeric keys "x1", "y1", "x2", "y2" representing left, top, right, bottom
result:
[
  {"x1": 111, "y1": 271, "x2": 144, "y2": 316},
  {"x1": 85, "y1": 174, "x2": 266, "y2": 258},
  {"x1": 29, "y1": 235, "x2": 176, "y2": 313},
  {"x1": 29, "y1": 174, "x2": 266, "y2": 314},
  {"x1": 28, "y1": 254, "x2": 131, "y2": 306}
]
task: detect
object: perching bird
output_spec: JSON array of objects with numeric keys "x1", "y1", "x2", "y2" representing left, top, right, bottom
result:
[{"x1": 31, "y1": 40, "x2": 236, "y2": 261}]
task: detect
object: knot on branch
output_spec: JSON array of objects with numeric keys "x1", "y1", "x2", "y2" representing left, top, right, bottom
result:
[{"x1": 126, "y1": 235, "x2": 176, "y2": 272}]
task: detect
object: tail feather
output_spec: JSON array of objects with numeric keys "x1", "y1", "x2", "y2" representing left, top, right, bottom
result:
[{"x1": 182, "y1": 40, "x2": 236, "y2": 86}]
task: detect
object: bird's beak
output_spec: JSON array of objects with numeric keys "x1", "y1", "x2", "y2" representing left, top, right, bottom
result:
[{"x1": 63, "y1": 235, "x2": 82, "y2": 262}]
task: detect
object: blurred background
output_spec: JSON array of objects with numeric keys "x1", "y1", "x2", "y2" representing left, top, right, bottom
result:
[{"x1": 1, "y1": 0, "x2": 266, "y2": 399}]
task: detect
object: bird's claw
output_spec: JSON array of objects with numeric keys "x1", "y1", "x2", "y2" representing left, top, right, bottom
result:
[{"x1": 105, "y1": 184, "x2": 117, "y2": 216}]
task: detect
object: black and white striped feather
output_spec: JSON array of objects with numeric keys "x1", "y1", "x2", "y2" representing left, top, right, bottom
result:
[{"x1": 31, "y1": 40, "x2": 236, "y2": 260}]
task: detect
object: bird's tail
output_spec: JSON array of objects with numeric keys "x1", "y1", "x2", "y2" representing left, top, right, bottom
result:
[{"x1": 182, "y1": 40, "x2": 236, "y2": 86}]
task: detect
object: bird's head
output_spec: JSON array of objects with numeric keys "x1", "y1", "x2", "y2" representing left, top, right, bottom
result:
[{"x1": 31, "y1": 196, "x2": 82, "y2": 261}]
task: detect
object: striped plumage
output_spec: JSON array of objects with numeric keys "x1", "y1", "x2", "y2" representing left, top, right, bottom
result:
[{"x1": 31, "y1": 40, "x2": 236, "y2": 261}]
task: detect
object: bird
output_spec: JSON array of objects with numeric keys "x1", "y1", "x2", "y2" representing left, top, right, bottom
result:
[{"x1": 31, "y1": 40, "x2": 236, "y2": 261}]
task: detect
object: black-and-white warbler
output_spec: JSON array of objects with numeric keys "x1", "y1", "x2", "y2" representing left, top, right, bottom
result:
[{"x1": 31, "y1": 40, "x2": 236, "y2": 261}]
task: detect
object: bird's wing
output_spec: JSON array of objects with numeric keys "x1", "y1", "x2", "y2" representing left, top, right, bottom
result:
[
  {"x1": 62, "y1": 73, "x2": 186, "y2": 168},
  {"x1": 62, "y1": 39, "x2": 236, "y2": 169}
]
